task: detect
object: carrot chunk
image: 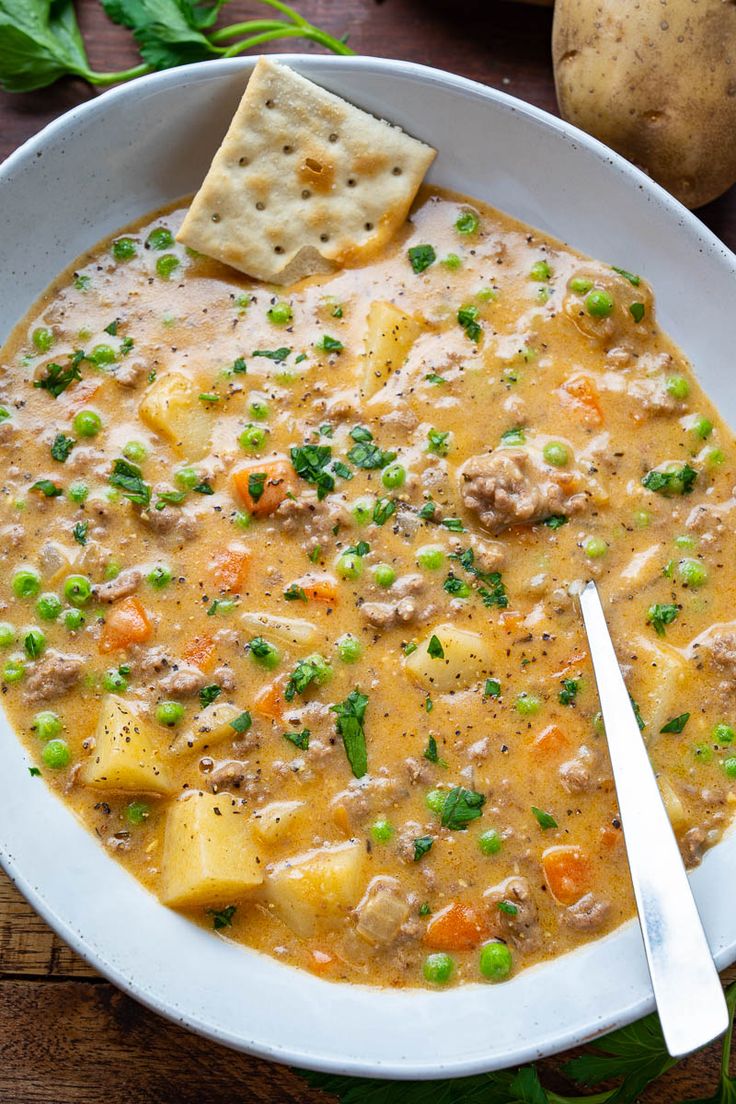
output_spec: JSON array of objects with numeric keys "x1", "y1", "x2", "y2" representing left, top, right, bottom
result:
[
  {"x1": 423, "y1": 901, "x2": 485, "y2": 951},
  {"x1": 542, "y1": 846, "x2": 591, "y2": 905},
  {"x1": 532, "y1": 724, "x2": 571, "y2": 758},
  {"x1": 253, "y1": 679, "x2": 286, "y2": 722},
  {"x1": 181, "y1": 633, "x2": 216, "y2": 672},
  {"x1": 232, "y1": 458, "x2": 295, "y2": 517},
  {"x1": 99, "y1": 596, "x2": 153, "y2": 653},
  {"x1": 212, "y1": 543, "x2": 252, "y2": 592},
  {"x1": 559, "y1": 375, "x2": 604, "y2": 426},
  {"x1": 295, "y1": 573, "x2": 340, "y2": 605}
]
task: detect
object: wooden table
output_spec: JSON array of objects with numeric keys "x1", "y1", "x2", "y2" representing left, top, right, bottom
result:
[{"x1": 1, "y1": 3, "x2": 734, "y2": 1100}]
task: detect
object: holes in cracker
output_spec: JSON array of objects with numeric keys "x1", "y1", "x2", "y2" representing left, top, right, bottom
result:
[
  {"x1": 304, "y1": 158, "x2": 324, "y2": 175},
  {"x1": 255, "y1": 202, "x2": 266, "y2": 211},
  {"x1": 274, "y1": 245, "x2": 284, "y2": 254},
  {"x1": 283, "y1": 145, "x2": 293, "y2": 154},
  {"x1": 328, "y1": 133, "x2": 339, "y2": 143},
  {"x1": 301, "y1": 190, "x2": 311, "y2": 200},
  {"x1": 320, "y1": 234, "x2": 329, "y2": 243},
  {"x1": 347, "y1": 178, "x2": 356, "y2": 188},
  {"x1": 364, "y1": 222, "x2": 374, "y2": 232},
  {"x1": 211, "y1": 213, "x2": 221, "y2": 223},
  {"x1": 239, "y1": 156, "x2": 248, "y2": 167},
  {"x1": 392, "y1": 166, "x2": 402, "y2": 176},
  {"x1": 265, "y1": 99, "x2": 275, "y2": 109}
]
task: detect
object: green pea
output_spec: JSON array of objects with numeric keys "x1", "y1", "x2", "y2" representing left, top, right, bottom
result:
[
  {"x1": 723, "y1": 757, "x2": 736, "y2": 779},
  {"x1": 156, "y1": 700, "x2": 185, "y2": 727},
  {"x1": 530, "y1": 260, "x2": 551, "y2": 281},
  {"x1": 336, "y1": 553, "x2": 363, "y2": 581},
  {"x1": 373, "y1": 564, "x2": 396, "y2": 588},
  {"x1": 123, "y1": 440, "x2": 147, "y2": 463},
  {"x1": 12, "y1": 569, "x2": 41, "y2": 600},
  {"x1": 63, "y1": 574, "x2": 92, "y2": 607},
  {"x1": 249, "y1": 398, "x2": 270, "y2": 421},
  {"x1": 351, "y1": 496, "x2": 374, "y2": 525},
  {"x1": 370, "y1": 816, "x2": 394, "y2": 843},
  {"x1": 337, "y1": 634, "x2": 362, "y2": 663},
  {"x1": 478, "y1": 829, "x2": 502, "y2": 855},
  {"x1": 239, "y1": 424, "x2": 267, "y2": 452},
  {"x1": 674, "y1": 534, "x2": 696, "y2": 550},
  {"x1": 423, "y1": 952, "x2": 454, "y2": 985},
  {"x1": 42, "y1": 738, "x2": 71, "y2": 769},
  {"x1": 2, "y1": 657, "x2": 25, "y2": 683},
  {"x1": 90, "y1": 344, "x2": 116, "y2": 367},
  {"x1": 126, "y1": 800, "x2": 151, "y2": 825},
  {"x1": 36, "y1": 593, "x2": 62, "y2": 621},
  {"x1": 23, "y1": 627, "x2": 46, "y2": 658},
  {"x1": 147, "y1": 565, "x2": 172, "y2": 590},
  {"x1": 585, "y1": 289, "x2": 614, "y2": 318},
  {"x1": 476, "y1": 287, "x2": 497, "y2": 302},
  {"x1": 267, "y1": 301, "x2": 293, "y2": 325},
  {"x1": 62, "y1": 608, "x2": 85, "y2": 631},
  {"x1": 0, "y1": 623, "x2": 15, "y2": 648},
  {"x1": 515, "y1": 692, "x2": 541, "y2": 717},
  {"x1": 442, "y1": 253, "x2": 462, "y2": 270},
  {"x1": 382, "y1": 463, "x2": 406, "y2": 489},
  {"x1": 32, "y1": 711, "x2": 62, "y2": 741},
  {"x1": 425, "y1": 789, "x2": 447, "y2": 814},
  {"x1": 693, "y1": 415, "x2": 714, "y2": 440},
  {"x1": 233, "y1": 510, "x2": 251, "y2": 530},
  {"x1": 104, "y1": 560, "x2": 121, "y2": 581},
  {"x1": 102, "y1": 668, "x2": 129, "y2": 693},
  {"x1": 175, "y1": 467, "x2": 199, "y2": 491},
  {"x1": 73, "y1": 409, "x2": 102, "y2": 438},
  {"x1": 112, "y1": 237, "x2": 137, "y2": 261},
  {"x1": 633, "y1": 509, "x2": 651, "y2": 529},
  {"x1": 32, "y1": 327, "x2": 54, "y2": 353},
  {"x1": 707, "y1": 448, "x2": 726, "y2": 467},
  {"x1": 146, "y1": 227, "x2": 174, "y2": 251},
  {"x1": 678, "y1": 558, "x2": 708, "y2": 588},
  {"x1": 479, "y1": 940, "x2": 513, "y2": 981},
  {"x1": 543, "y1": 441, "x2": 568, "y2": 467},
  {"x1": 68, "y1": 481, "x2": 89, "y2": 504},
  {"x1": 713, "y1": 724, "x2": 735, "y2": 746},
  {"x1": 569, "y1": 276, "x2": 593, "y2": 295},
  {"x1": 584, "y1": 537, "x2": 608, "y2": 559},
  {"x1": 416, "y1": 545, "x2": 445, "y2": 571},
  {"x1": 156, "y1": 253, "x2": 180, "y2": 279},
  {"x1": 666, "y1": 375, "x2": 690, "y2": 401}
]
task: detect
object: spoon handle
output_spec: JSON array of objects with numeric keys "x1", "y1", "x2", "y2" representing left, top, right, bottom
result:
[{"x1": 579, "y1": 580, "x2": 728, "y2": 1057}]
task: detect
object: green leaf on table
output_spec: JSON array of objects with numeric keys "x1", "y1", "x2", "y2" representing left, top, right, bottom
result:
[
  {"x1": 0, "y1": 0, "x2": 92, "y2": 92},
  {"x1": 100, "y1": 0, "x2": 227, "y2": 70},
  {"x1": 563, "y1": 1006, "x2": 676, "y2": 1103}
]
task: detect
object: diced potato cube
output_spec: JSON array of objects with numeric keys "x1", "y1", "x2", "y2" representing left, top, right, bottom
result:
[
  {"x1": 404, "y1": 623, "x2": 492, "y2": 693},
  {"x1": 80, "y1": 695, "x2": 174, "y2": 795},
  {"x1": 170, "y1": 700, "x2": 245, "y2": 756},
  {"x1": 138, "y1": 372, "x2": 212, "y2": 459},
  {"x1": 631, "y1": 634, "x2": 688, "y2": 734},
  {"x1": 265, "y1": 840, "x2": 365, "y2": 936},
  {"x1": 240, "y1": 611, "x2": 317, "y2": 649},
  {"x1": 659, "y1": 776, "x2": 688, "y2": 832},
  {"x1": 361, "y1": 300, "x2": 423, "y2": 398},
  {"x1": 252, "y1": 800, "x2": 305, "y2": 843},
  {"x1": 160, "y1": 789, "x2": 263, "y2": 908}
]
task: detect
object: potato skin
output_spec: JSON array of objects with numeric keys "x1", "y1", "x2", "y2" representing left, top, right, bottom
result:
[{"x1": 552, "y1": 0, "x2": 736, "y2": 209}]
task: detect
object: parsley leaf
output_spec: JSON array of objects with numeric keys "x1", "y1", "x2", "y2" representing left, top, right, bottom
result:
[
  {"x1": 629, "y1": 302, "x2": 646, "y2": 324},
  {"x1": 660, "y1": 712, "x2": 690, "y2": 734},
  {"x1": 647, "y1": 602, "x2": 679, "y2": 637},
  {"x1": 284, "y1": 653, "x2": 332, "y2": 703},
  {"x1": 290, "y1": 444, "x2": 334, "y2": 500},
  {"x1": 72, "y1": 520, "x2": 88, "y2": 546},
  {"x1": 109, "y1": 457, "x2": 151, "y2": 507},
  {"x1": 559, "y1": 678, "x2": 579, "y2": 706},
  {"x1": 193, "y1": 480, "x2": 214, "y2": 495},
  {"x1": 501, "y1": 426, "x2": 526, "y2": 445},
  {"x1": 28, "y1": 766, "x2": 41, "y2": 777},
  {"x1": 427, "y1": 634, "x2": 444, "y2": 659},
  {"x1": 458, "y1": 304, "x2": 482, "y2": 342},
  {"x1": 283, "y1": 728, "x2": 310, "y2": 750},
  {"x1": 199, "y1": 684, "x2": 221, "y2": 708},
  {"x1": 284, "y1": 583, "x2": 307, "y2": 602},
  {"x1": 332, "y1": 688, "x2": 368, "y2": 778},
  {"x1": 441, "y1": 786, "x2": 485, "y2": 830},
  {"x1": 531, "y1": 805, "x2": 557, "y2": 829},
  {"x1": 207, "y1": 904, "x2": 236, "y2": 931},
  {"x1": 30, "y1": 479, "x2": 62, "y2": 497},
  {"x1": 252, "y1": 347, "x2": 290, "y2": 362},
  {"x1": 443, "y1": 574, "x2": 471, "y2": 598},
  {"x1": 51, "y1": 433, "x2": 75, "y2": 462},
  {"x1": 423, "y1": 735, "x2": 441, "y2": 764},
  {"x1": 347, "y1": 429, "x2": 397, "y2": 470},
  {"x1": 373, "y1": 497, "x2": 396, "y2": 526},
  {"x1": 408, "y1": 244, "x2": 436, "y2": 274},
  {"x1": 611, "y1": 265, "x2": 641, "y2": 286},
  {"x1": 0, "y1": 0, "x2": 94, "y2": 92},
  {"x1": 247, "y1": 472, "x2": 266, "y2": 503},
  {"x1": 642, "y1": 465, "x2": 697, "y2": 496},
  {"x1": 230, "y1": 711, "x2": 252, "y2": 734},
  {"x1": 543, "y1": 514, "x2": 568, "y2": 530},
  {"x1": 33, "y1": 351, "x2": 84, "y2": 397},
  {"x1": 317, "y1": 334, "x2": 343, "y2": 354},
  {"x1": 413, "y1": 835, "x2": 434, "y2": 861},
  {"x1": 485, "y1": 678, "x2": 501, "y2": 698}
]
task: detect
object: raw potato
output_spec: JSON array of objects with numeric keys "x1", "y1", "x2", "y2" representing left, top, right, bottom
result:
[
  {"x1": 80, "y1": 694, "x2": 175, "y2": 795},
  {"x1": 138, "y1": 372, "x2": 212, "y2": 459},
  {"x1": 630, "y1": 635, "x2": 688, "y2": 736},
  {"x1": 264, "y1": 839, "x2": 365, "y2": 936},
  {"x1": 553, "y1": 0, "x2": 736, "y2": 209},
  {"x1": 160, "y1": 790, "x2": 263, "y2": 908},
  {"x1": 404, "y1": 623, "x2": 493, "y2": 693},
  {"x1": 361, "y1": 300, "x2": 424, "y2": 398},
  {"x1": 252, "y1": 800, "x2": 306, "y2": 843}
]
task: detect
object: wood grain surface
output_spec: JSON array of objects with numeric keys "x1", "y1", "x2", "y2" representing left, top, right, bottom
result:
[{"x1": 1, "y1": 3, "x2": 735, "y2": 1101}]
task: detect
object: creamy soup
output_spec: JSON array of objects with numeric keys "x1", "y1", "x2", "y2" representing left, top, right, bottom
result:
[{"x1": 0, "y1": 189, "x2": 734, "y2": 989}]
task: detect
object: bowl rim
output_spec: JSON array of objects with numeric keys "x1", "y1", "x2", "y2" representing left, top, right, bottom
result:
[{"x1": 1, "y1": 52, "x2": 735, "y2": 1081}]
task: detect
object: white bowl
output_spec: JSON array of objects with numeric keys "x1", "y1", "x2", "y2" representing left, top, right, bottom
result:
[{"x1": 1, "y1": 55, "x2": 735, "y2": 1080}]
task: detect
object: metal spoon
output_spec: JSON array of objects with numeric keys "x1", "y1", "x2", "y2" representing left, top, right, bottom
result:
[{"x1": 579, "y1": 579, "x2": 728, "y2": 1057}]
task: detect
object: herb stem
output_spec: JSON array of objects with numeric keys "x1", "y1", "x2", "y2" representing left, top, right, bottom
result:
[
  {"x1": 207, "y1": 19, "x2": 296, "y2": 42},
  {"x1": 216, "y1": 24, "x2": 354, "y2": 57},
  {"x1": 88, "y1": 63, "x2": 151, "y2": 86},
  {"x1": 248, "y1": 0, "x2": 311, "y2": 28}
]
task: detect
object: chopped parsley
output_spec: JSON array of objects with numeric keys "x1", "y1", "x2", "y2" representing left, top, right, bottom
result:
[
  {"x1": 559, "y1": 679, "x2": 579, "y2": 706},
  {"x1": 332, "y1": 688, "x2": 369, "y2": 778},
  {"x1": 33, "y1": 351, "x2": 85, "y2": 397},
  {"x1": 373, "y1": 497, "x2": 396, "y2": 526},
  {"x1": 419, "y1": 501, "x2": 437, "y2": 520},
  {"x1": 51, "y1": 433, "x2": 75, "y2": 462},
  {"x1": 247, "y1": 472, "x2": 266, "y2": 503},
  {"x1": 611, "y1": 266, "x2": 641, "y2": 286},
  {"x1": 193, "y1": 480, "x2": 214, "y2": 496},
  {"x1": 441, "y1": 518, "x2": 465, "y2": 532},
  {"x1": 317, "y1": 335, "x2": 343, "y2": 354},
  {"x1": 230, "y1": 711, "x2": 252, "y2": 734},
  {"x1": 629, "y1": 302, "x2": 646, "y2": 324},
  {"x1": 252, "y1": 347, "x2": 291, "y2": 362},
  {"x1": 207, "y1": 905, "x2": 236, "y2": 930},
  {"x1": 498, "y1": 900, "x2": 519, "y2": 916},
  {"x1": 72, "y1": 520, "x2": 88, "y2": 546},
  {"x1": 501, "y1": 426, "x2": 526, "y2": 445},
  {"x1": 660, "y1": 712, "x2": 690, "y2": 735},
  {"x1": 30, "y1": 479, "x2": 62, "y2": 497},
  {"x1": 413, "y1": 835, "x2": 434, "y2": 861},
  {"x1": 408, "y1": 244, "x2": 436, "y2": 274},
  {"x1": 484, "y1": 678, "x2": 501, "y2": 698},
  {"x1": 109, "y1": 458, "x2": 151, "y2": 507},
  {"x1": 155, "y1": 490, "x2": 187, "y2": 510},
  {"x1": 284, "y1": 583, "x2": 307, "y2": 602},
  {"x1": 458, "y1": 304, "x2": 482, "y2": 342},
  {"x1": 642, "y1": 465, "x2": 697, "y2": 496},
  {"x1": 347, "y1": 426, "x2": 396, "y2": 470},
  {"x1": 425, "y1": 373, "x2": 446, "y2": 385},
  {"x1": 423, "y1": 735, "x2": 446, "y2": 767},
  {"x1": 630, "y1": 696, "x2": 646, "y2": 731},
  {"x1": 531, "y1": 806, "x2": 557, "y2": 830},
  {"x1": 199, "y1": 684, "x2": 222, "y2": 708},
  {"x1": 440, "y1": 786, "x2": 485, "y2": 830},
  {"x1": 232, "y1": 357, "x2": 247, "y2": 374},
  {"x1": 283, "y1": 728, "x2": 310, "y2": 750},
  {"x1": 284, "y1": 653, "x2": 332, "y2": 702},
  {"x1": 290, "y1": 444, "x2": 334, "y2": 500},
  {"x1": 28, "y1": 766, "x2": 41, "y2": 777},
  {"x1": 544, "y1": 515, "x2": 568, "y2": 530},
  {"x1": 455, "y1": 210, "x2": 480, "y2": 235},
  {"x1": 427, "y1": 634, "x2": 444, "y2": 659},
  {"x1": 647, "y1": 602, "x2": 679, "y2": 637},
  {"x1": 427, "y1": 428, "x2": 450, "y2": 456},
  {"x1": 443, "y1": 574, "x2": 471, "y2": 598}
]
